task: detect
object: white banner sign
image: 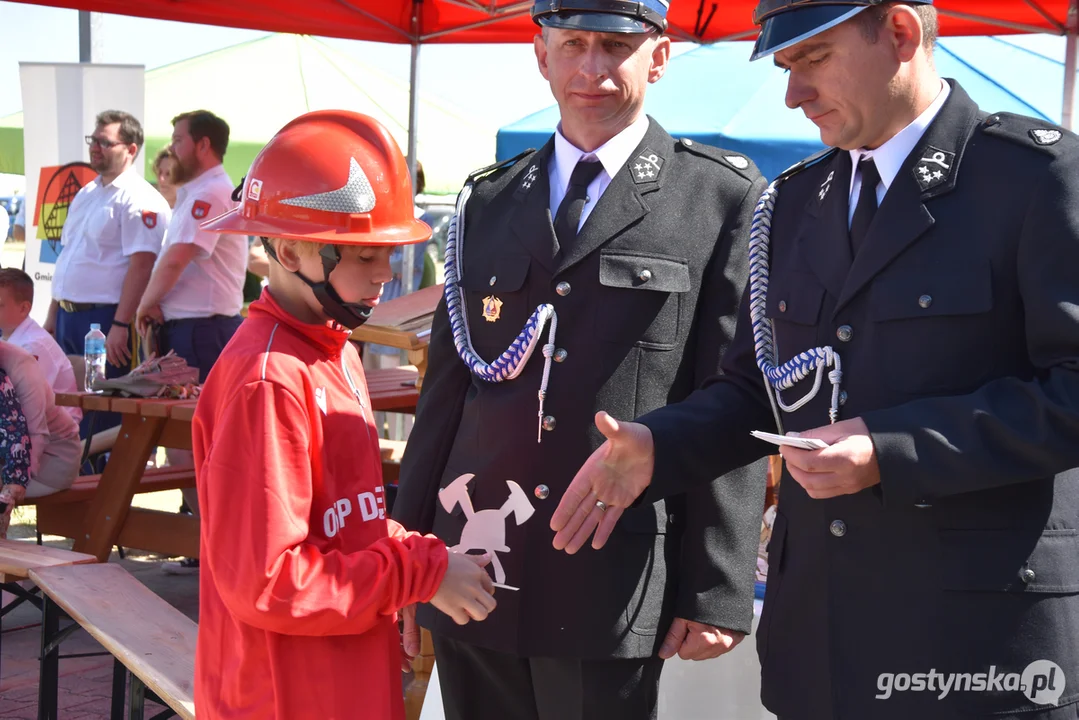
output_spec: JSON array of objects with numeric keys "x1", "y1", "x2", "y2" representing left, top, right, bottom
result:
[{"x1": 19, "y1": 62, "x2": 144, "y2": 322}]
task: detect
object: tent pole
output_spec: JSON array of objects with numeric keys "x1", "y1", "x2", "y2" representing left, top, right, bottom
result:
[
  {"x1": 403, "y1": 4, "x2": 421, "y2": 300},
  {"x1": 1064, "y1": 0, "x2": 1078, "y2": 130},
  {"x1": 78, "y1": 11, "x2": 101, "y2": 63}
]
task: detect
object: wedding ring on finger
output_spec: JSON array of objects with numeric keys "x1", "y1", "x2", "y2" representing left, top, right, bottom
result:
[{"x1": 595, "y1": 500, "x2": 608, "y2": 513}]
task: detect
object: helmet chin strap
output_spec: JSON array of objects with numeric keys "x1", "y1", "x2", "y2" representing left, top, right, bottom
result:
[{"x1": 261, "y1": 239, "x2": 374, "y2": 330}]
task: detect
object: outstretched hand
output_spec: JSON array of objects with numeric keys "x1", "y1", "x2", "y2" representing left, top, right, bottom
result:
[{"x1": 550, "y1": 412, "x2": 655, "y2": 554}]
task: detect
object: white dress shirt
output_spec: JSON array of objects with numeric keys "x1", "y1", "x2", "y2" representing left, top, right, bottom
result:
[
  {"x1": 549, "y1": 114, "x2": 650, "y2": 232},
  {"x1": 159, "y1": 164, "x2": 246, "y2": 320},
  {"x1": 5, "y1": 316, "x2": 81, "y2": 423},
  {"x1": 848, "y1": 81, "x2": 951, "y2": 226},
  {"x1": 0, "y1": 342, "x2": 81, "y2": 497},
  {"x1": 52, "y1": 167, "x2": 170, "y2": 303}
]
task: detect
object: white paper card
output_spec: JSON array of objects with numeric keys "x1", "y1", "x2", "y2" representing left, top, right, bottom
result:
[{"x1": 750, "y1": 431, "x2": 830, "y2": 451}]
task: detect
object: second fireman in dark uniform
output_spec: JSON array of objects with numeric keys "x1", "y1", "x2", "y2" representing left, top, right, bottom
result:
[{"x1": 392, "y1": 1, "x2": 768, "y2": 718}]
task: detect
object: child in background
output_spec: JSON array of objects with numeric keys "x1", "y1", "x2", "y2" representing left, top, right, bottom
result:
[{"x1": 190, "y1": 111, "x2": 496, "y2": 720}]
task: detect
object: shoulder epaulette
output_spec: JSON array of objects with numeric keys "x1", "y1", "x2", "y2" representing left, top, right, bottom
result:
[
  {"x1": 980, "y1": 112, "x2": 1073, "y2": 154},
  {"x1": 676, "y1": 137, "x2": 759, "y2": 180},
  {"x1": 774, "y1": 147, "x2": 840, "y2": 184},
  {"x1": 467, "y1": 149, "x2": 537, "y2": 183}
]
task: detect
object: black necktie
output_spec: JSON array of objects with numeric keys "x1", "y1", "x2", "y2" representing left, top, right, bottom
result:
[
  {"x1": 850, "y1": 158, "x2": 880, "y2": 256},
  {"x1": 553, "y1": 159, "x2": 603, "y2": 254}
]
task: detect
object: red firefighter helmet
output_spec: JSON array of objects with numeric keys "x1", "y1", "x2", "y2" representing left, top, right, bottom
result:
[{"x1": 202, "y1": 110, "x2": 430, "y2": 246}]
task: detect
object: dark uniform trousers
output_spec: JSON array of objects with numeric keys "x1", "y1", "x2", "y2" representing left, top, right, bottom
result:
[
  {"x1": 159, "y1": 314, "x2": 243, "y2": 383},
  {"x1": 394, "y1": 119, "x2": 768, "y2": 720},
  {"x1": 433, "y1": 634, "x2": 664, "y2": 720},
  {"x1": 639, "y1": 82, "x2": 1079, "y2": 720},
  {"x1": 56, "y1": 304, "x2": 135, "y2": 439}
]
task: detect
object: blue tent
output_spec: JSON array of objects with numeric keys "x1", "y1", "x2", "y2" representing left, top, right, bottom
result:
[{"x1": 496, "y1": 37, "x2": 1071, "y2": 180}]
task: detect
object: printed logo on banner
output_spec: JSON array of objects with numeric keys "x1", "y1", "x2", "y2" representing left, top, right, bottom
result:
[{"x1": 33, "y1": 162, "x2": 97, "y2": 264}]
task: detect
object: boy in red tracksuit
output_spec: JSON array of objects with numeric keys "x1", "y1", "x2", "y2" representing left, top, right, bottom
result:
[{"x1": 193, "y1": 111, "x2": 496, "y2": 720}]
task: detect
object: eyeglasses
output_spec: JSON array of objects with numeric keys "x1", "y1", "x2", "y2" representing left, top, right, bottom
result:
[{"x1": 85, "y1": 135, "x2": 124, "y2": 149}]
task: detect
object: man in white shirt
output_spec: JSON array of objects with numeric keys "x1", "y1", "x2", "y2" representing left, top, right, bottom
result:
[
  {"x1": 0, "y1": 269, "x2": 81, "y2": 423},
  {"x1": 136, "y1": 110, "x2": 244, "y2": 383},
  {"x1": 45, "y1": 110, "x2": 169, "y2": 434}
]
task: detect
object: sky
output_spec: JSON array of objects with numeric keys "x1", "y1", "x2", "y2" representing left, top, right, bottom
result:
[{"x1": 0, "y1": 2, "x2": 557, "y2": 126}]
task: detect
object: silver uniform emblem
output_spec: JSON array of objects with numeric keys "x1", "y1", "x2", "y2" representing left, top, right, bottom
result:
[
  {"x1": 1030, "y1": 128, "x2": 1063, "y2": 145},
  {"x1": 818, "y1": 170, "x2": 834, "y2": 202},
  {"x1": 281, "y1": 157, "x2": 376, "y2": 213},
  {"x1": 912, "y1": 146, "x2": 955, "y2": 192},
  {"x1": 725, "y1": 155, "x2": 750, "y2": 170},
  {"x1": 520, "y1": 164, "x2": 539, "y2": 191},
  {"x1": 630, "y1": 150, "x2": 663, "y2": 184}
]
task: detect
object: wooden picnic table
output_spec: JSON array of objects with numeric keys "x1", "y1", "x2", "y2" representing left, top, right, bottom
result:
[
  {"x1": 351, "y1": 284, "x2": 442, "y2": 385},
  {"x1": 47, "y1": 368, "x2": 421, "y2": 563}
]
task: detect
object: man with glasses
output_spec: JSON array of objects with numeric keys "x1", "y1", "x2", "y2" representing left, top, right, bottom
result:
[{"x1": 45, "y1": 110, "x2": 168, "y2": 430}]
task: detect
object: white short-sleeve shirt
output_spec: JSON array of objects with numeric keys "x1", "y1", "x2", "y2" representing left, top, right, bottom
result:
[
  {"x1": 51, "y1": 167, "x2": 170, "y2": 303},
  {"x1": 5, "y1": 316, "x2": 82, "y2": 423},
  {"x1": 159, "y1": 164, "x2": 246, "y2": 320}
]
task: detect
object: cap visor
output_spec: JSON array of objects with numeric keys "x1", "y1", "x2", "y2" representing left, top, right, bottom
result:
[
  {"x1": 539, "y1": 12, "x2": 653, "y2": 34},
  {"x1": 751, "y1": 6, "x2": 865, "y2": 61},
  {"x1": 200, "y1": 206, "x2": 431, "y2": 246}
]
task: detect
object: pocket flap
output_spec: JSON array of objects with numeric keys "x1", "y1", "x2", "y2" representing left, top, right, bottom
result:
[
  {"x1": 599, "y1": 252, "x2": 690, "y2": 293},
  {"x1": 459, "y1": 254, "x2": 531, "y2": 293},
  {"x1": 941, "y1": 529, "x2": 1079, "y2": 593},
  {"x1": 871, "y1": 262, "x2": 992, "y2": 321},
  {"x1": 765, "y1": 277, "x2": 825, "y2": 326}
]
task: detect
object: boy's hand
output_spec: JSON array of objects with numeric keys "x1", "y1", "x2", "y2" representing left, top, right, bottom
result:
[
  {"x1": 430, "y1": 552, "x2": 496, "y2": 625},
  {"x1": 401, "y1": 604, "x2": 421, "y2": 670}
]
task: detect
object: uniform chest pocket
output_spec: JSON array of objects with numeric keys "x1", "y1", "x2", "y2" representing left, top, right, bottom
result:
[
  {"x1": 764, "y1": 274, "x2": 826, "y2": 364},
  {"x1": 459, "y1": 254, "x2": 532, "y2": 358},
  {"x1": 85, "y1": 206, "x2": 118, "y2": 254},
  {"x1": 870, "y1": 263, "x2": 994, "y2": 394},
  {"x1": 595, "y1": 252, "x2": 690, "y2": 350}
]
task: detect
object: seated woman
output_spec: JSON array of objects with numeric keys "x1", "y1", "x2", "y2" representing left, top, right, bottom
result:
[{"x1": 0, "y1": 343, "x2": 81, "y2": 537}]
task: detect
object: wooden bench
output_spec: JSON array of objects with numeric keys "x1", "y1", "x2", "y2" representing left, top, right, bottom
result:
[
  {"x1": 31, "y1": 563, "x2": 196, "y2": 720},
  {"x1": 0, "y1": 539, "x2": 96, "y2": 687},
  {"x1": 29, "y1": 466, "x2": 196, "y2": 507},
  {"x1": 29, "y1": 466, "x2": 200, "y2": 561}
]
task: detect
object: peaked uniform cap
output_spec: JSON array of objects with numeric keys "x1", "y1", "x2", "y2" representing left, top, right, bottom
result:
[
  {"x1": 201, "y1": 110, "x2": 430, "y2": 246},
  {"x1": 750, "y1": 0, "x2": 934, "y2": 61},
  {"x1": 531, "y1": 0, "x2": 669, "y2": 34}
]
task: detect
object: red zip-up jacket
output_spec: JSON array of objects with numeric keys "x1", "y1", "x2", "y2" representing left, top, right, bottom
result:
[{"x1": 193, "y1": 289, "x2": 448, "y2": 719}]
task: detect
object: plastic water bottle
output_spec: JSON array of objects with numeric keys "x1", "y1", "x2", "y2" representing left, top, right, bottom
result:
[{"x1": 84, "y1": 323, "x2": 107, "y2": 393}]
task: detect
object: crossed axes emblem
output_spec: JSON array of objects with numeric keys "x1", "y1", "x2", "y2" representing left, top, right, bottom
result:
[{"x1": 439, "y1": 473, "x2": 536, "y2": 591}]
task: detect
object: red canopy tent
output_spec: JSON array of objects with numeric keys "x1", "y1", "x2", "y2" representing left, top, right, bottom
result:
[
  {"x1": 15, "y1": 0, "x2": 1073, "y2": 286},
  {"x1": 7, "y1": 0, "x2": 1076, "y2": 43}
]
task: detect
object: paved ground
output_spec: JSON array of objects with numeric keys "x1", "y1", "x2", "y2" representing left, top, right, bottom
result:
[{"x1": 1, "y1": 489, "x2": 199, "y2": 719}]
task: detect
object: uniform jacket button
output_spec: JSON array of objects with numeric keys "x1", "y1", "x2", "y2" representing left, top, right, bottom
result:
[
  {"x1": 638, "y1": 269, "x2": 652, "y2": 283},
  {"x1": 918, "y1": 294, "x2": 933, "y2": 309},
  {"x1": 778, "y1": 300, "x2": 787, "y2": 313},
  {"x1": 836, "y1": 325, "x2": 853, "y2": 342},
  {"x1": 1019, "y1": 567, "x2": 1036, "y2": 584},
  {"x1": 489, "y1": 275, "x2": 497, "y2": 286},
  {"x1": 554, "y1": 348, "x2": 568, "y2": 363},
  {"x1": 542, "y1": 415, "x2": 557, "y2": 432},
  {"x1": 829, "y1": 519, "x2": 847, "y2": 537},
  {"x1": 534, "y1": 484, "x2": 550, "y2": 500},
  {"x1": 556, "y1": 281, "x2": 571, "y2": 297},
  {"x1": 839, "y1": 390, "x2": 848, "y2": 405}
]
